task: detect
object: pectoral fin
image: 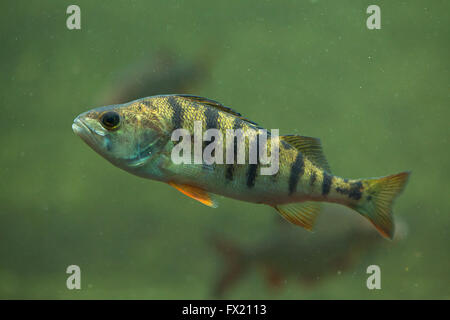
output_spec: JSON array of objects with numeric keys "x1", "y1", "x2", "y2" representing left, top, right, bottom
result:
[
  {"x1": 274, "y1": 201, "x2": 321, "y2": 230},
  {"x1": 168, "y1": 182, "x2": 218, "y2": 208}
]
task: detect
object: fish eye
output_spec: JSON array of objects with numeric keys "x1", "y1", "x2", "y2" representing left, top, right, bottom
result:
[{"x1": 100, "y1": 111, "x2": 121, "y2": 130}]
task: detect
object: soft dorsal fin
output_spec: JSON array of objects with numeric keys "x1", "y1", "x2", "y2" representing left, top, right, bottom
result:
[
  {"x1": 168, "y1": 181, "x2": 218, "y2": 208},
  {"x1": 274, "y1": 201, "x2": 321, "y2": 231},
  {"x1": 175, "y1": 94, "x2": 259, "y2": 126},
  {"x1": 280, "y1": 135, "x2": 331, "y2": 173}
]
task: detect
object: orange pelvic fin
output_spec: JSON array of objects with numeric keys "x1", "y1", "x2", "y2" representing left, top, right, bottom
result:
[{"x1": 168, "y1": 182, "x2": 218, "y2": 208}]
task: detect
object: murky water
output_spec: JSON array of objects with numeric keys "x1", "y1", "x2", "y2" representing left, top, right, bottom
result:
[{"x1": 0, "y1": 1, "x2": 448, "y2": 299}]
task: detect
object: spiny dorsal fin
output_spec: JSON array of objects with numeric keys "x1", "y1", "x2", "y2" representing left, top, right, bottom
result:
[
  {"x1": 274, "y1": 202, "x2": 321, "y2": 231},
  {"x1": 175, "y1": 94, "x2": 259, "y2": 126},
  {"x1": 280, "y1": 135, "x2": 331, "y2": 173},
  {"x1": 168, "y1": 181, "x2": 218, "y2": 208}
]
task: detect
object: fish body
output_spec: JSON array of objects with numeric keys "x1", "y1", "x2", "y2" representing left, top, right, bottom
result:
[{"x1": 73, "y1": 94, "x2": 410, "y2": 239}]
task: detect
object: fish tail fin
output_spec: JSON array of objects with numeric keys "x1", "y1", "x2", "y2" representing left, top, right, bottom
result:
[
  {"x1": 210, "y1": 235, "x2": 246, "y2": 298},
  {"x1": 349, "y1": 171, "x2": 411, "y2": 240}
]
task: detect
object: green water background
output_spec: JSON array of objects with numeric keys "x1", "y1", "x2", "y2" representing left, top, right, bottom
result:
[{"x1": 0, "y1": 0, "x2": 448, "y2": 299}]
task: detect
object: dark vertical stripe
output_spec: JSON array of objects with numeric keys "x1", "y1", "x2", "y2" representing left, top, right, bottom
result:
[
  {"x1": 225, "y1": 165, "x2": 234, "y2": 181},
  {"x1": 322, "y1": 172, "x2": 333, "y2": 196},
  {"x1": 168, "y1": 96, "x2": 184, "y2": 130},
  {"x1": 310, "y1": 171, "x2": 317, "y2": 186},
  {"x1": 232, "y1": 118, "x2": 240, "y2": 158},
  {"x1": 336, "y1": 182, "x2": 362, "y2": 200},
  {"x1": 225, "y1": 118, "x2": 241, "y2": 182},
  {"x1": 246, "y1": 134, "x2": 260, "y2": 188},
  {"x1": 205, "y1": 107, "x2": 220, "y2": 130},
  {"x1": 348, "y1": 181, "x2": 363, "y2": 200},
  {"x1": 288, "y1": 152, "x2": 304, "y2": 195},
  {"x1": 225, "y1": 137, "x2": 236, "y2": 181},
  {"x1": 232, "y1": 117, "x2": 242, "y2": 130},
  {"x1": 203, "y1": 107, "x2": 220, "y2": 157},
  {"x1": 246, "y1": 164, "x2": 258, "y2": 188}
]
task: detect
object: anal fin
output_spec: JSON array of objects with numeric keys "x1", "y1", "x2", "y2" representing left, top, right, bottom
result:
[
  {"x1": 168, "y1": 182, "x2": 218, "y2": 208},
  {"x1": 274, "y1": 201, "x2": 321, "y2": 231}
]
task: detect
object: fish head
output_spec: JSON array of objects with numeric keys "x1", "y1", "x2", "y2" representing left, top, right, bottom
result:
[{"x1": 72, "y1": 100, "x2": 167, "y2": 173}]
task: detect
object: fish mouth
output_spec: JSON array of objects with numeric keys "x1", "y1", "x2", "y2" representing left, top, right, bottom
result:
[
  {"x1": 72, "y1": 117, "x2": 94, "y2": 137},
  {"x1": 72, "y1": 118, "x2": 86, "y2": 134},
  {"x1": 72, "y1": 117, "x2": 100, "y2": 148}
]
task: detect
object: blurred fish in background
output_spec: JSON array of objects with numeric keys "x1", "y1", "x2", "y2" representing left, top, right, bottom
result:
[
  {"x1": 97, "y1": 47, "x2": 214, "y2": 106},
  {"x1": 211, "y1": 209, "x2": 408, "y2": 298}
]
